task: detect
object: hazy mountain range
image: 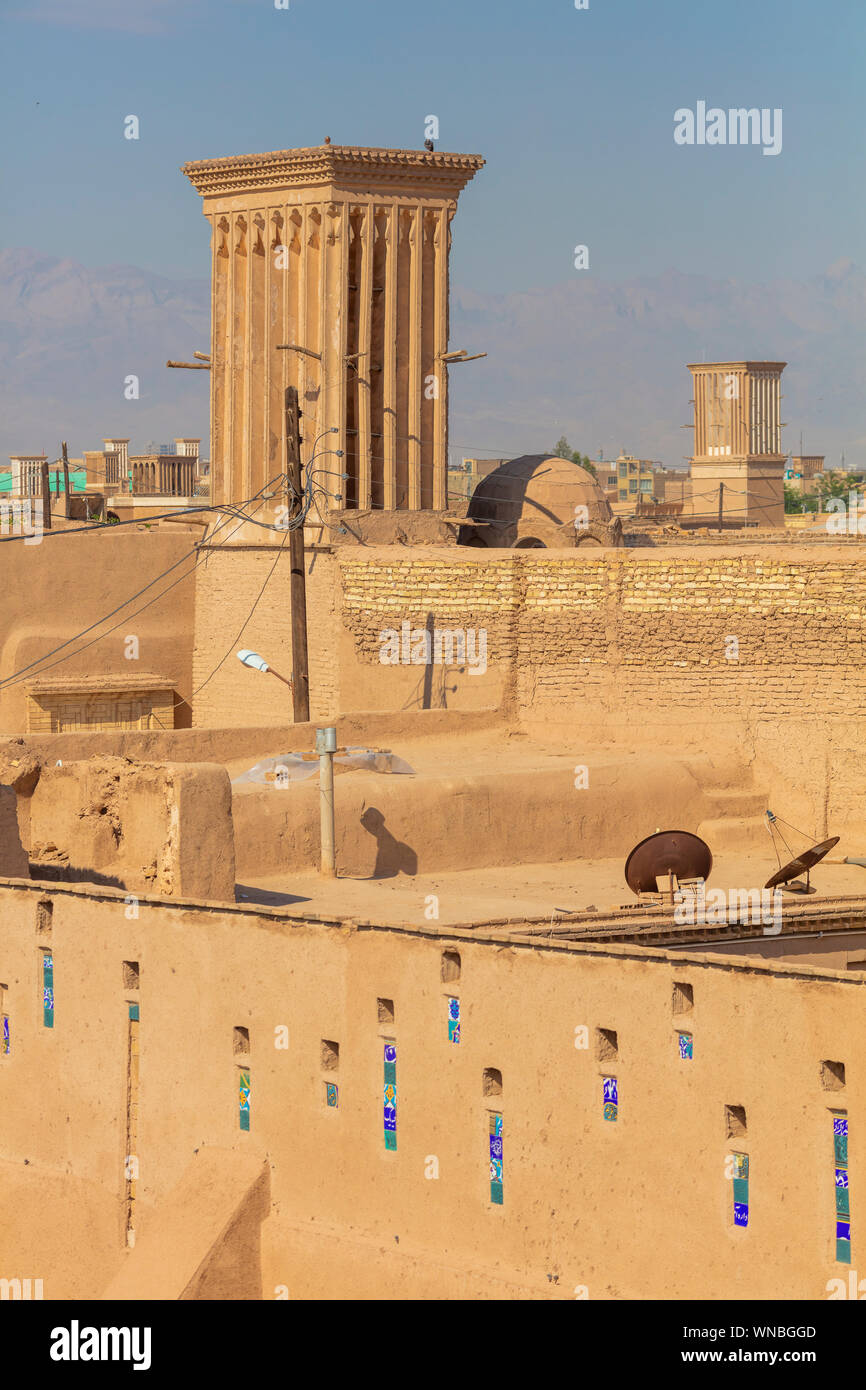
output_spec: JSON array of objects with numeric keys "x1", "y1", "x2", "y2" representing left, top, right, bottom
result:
[{"x1": 1, "y1": 247, "x2": 863, "y2": 470}]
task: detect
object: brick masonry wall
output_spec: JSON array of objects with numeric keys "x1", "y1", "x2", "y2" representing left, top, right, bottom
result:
[
  {"x1": 191, "y1": 543, "x2": 866, "y2": 727},
  {"x1": 192, "y1": 545, "x2": 340, "y2": 727},
  {"x1": 335, "y1": 547, "x2": 866, "y2": 722}
]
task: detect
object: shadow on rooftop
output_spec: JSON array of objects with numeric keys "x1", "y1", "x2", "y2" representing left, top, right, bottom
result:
[
  {"x1": 235, "y1": 884, "x2": 312, "y2": 907},
  {"x1": 360, "y1": 806, "x2": 418, "y2": 878}
]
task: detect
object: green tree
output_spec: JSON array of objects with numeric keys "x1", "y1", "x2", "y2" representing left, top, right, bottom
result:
[
  {"x1": 815, "y1": 470, "x2": 862, "y2": 503},
  {"x1": 783, "y1": 484, "x2": 806, "y2": 514},
  {"x1": 551, "y1": 438, "x2": 597, "y2": 478}
]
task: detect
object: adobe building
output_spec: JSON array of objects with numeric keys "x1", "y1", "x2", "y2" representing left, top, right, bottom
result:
[
  {"x1": 181, "y1": 144, "x2": 484, "y2": 534},
  {"x1": 687, "y1": 361, "x2": 787, "y2": 527},
  {"x1": 786, "y1": 453, "x2": 825, "y2": 496},
  {"x1": 5, "y1": 454, "x2": 47, "y2": 499}
]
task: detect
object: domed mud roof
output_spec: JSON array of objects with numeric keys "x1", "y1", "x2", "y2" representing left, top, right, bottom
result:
[{"x1": 466, "y1": 455, "x2": 613, "y2": 541}]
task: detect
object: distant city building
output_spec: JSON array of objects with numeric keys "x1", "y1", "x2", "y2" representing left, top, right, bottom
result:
[
  {"x1": 3, "y1": 454, "x2": 87, "y2": 501},
  {"x1": 687, "y1": 360, "x2": 787, "y2": 526},
  {"x1": 785, "y1": 454, "x2": 825, "y2": 495},
  {"x1": 5, "y1": 454, "x2": 48, "y2": 498},
  {"x1": 103, "y1": 439, "x2": 130, "y2": 487},
  {"x1": 595, "y1": 463, "x2": 618, "y2": 494},
  {"x1": 651, "y1": 465, "x2": 691, "y2": 505},
  {"x1": 613, "y1": 454, "x2": 660, "y2": 503},
  {"x1": 3, "y1": 436, "x2": 202, "y2": 521},
  {"x1": 447, "y1": 458, "x2": 504, "y2": 505}
]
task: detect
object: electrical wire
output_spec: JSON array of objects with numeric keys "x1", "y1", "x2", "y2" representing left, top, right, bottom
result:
[
  {"x1": 0, "y1": 476, "x2": 286, "y2": 693},
  {"x1": 191, "y1": 526, "x2": 290, "y2": 698}
]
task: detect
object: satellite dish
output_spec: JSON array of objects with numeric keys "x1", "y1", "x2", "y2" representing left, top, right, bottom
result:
[
  {"x1": 625, "y1": 830, "x2": 713, "y2": 898},
  {"x1": 764, "y1": 836, "x2": 839, "y2": 893}
]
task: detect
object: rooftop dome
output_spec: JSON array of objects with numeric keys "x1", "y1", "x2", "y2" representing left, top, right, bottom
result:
[{"x1": 460, "y1": 454, "x2": 617, "y2": 549}]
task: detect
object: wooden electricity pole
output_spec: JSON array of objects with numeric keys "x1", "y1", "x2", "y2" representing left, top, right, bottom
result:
[
  {"x1": 40, "y1": 460, "x2": 52, "y2": 531},
  {"x1": 61, "y1": 441, "x2": 71, "y2": 519},
  {"x1": 285, "y1": 385, "x2": 310, "y2": 722}
]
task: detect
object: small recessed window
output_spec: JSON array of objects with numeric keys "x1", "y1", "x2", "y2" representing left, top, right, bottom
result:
[
  {"x1": 36, "y1": 899, "x2": 53, "y2": 938},
  {"x1": 122, "y1": 961, "x2": 140, "y2": 990},
  {"x1": 672, "y1": 981, "x2": 694, "y2": 1014},
  {"x1": 725, "y1": 1104, "x2": 747, "y2": 1139},
  {"x1": 441, "y1": 950, "x2": 461, "y2": 984},
  {"x1": 233, "y1": 1026, "x2": 250, "y2": 1057},
  {"x1": 596, "y1": 1028, "x2": 618, "y2": 1062},
  {"x1": 377, "y1": 998, "x2": 395, "y2": 1026},
  {"x1": 821, "y1": 1060, "x2": 846, "y2": 1092},
  {"x1": 482, "y1": 1067, "x2": 502, "y2": 1098},
  {"x1": 321, "y1": 1039, "x2": 339, "y2": 1072}
]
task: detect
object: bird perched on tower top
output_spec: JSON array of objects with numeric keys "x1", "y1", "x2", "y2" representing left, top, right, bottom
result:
[{"x1": 424, "y1": 138, "x2": 434, "y2": 152}]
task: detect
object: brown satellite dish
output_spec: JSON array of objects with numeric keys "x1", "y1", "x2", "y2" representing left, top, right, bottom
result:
[
  {"x1": 625, "y1": 830, "x2": 713, "y2": 897},
  {"x1": 764, "y1": 836, "x2": 839, "y2": 893}
]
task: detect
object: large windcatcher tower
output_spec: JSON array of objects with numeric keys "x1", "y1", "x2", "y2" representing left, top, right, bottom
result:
[
  {"x1": 688, "y1": 361, "x2": 787, "y2": 526},
  {"x1": 182, "y1": 144, "x2": 484, "y2": 532}
]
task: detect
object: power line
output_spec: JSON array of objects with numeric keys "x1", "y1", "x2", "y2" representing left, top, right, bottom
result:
[
  {"x1": 0, "y1": 478, "x2": 285, "y2": 694},
  {"x1": 191, "y1": 527, "x2": 290, "y2": 699}
]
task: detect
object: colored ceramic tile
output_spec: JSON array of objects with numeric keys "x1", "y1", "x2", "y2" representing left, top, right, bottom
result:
[
  {"x1": 447, "y1": 996, "x2": 460, "y2": 1043},
  {"x1": 239, "y1": 1070, "x2": 250, "y2": 1131},
  {"x1": 383, "y1": 1042, "x2": 397, "y2": 1148},
  {"x1": 731, "y1": 1152, "x2": 749, "y2": 1228},
  {"x1": 833, "y1": 1116, "x2": 850, "y2": 1262},
  {"x1": 678, "y1": 1032, "x2": 693, "y2": 1060},
  {"x1": 326, "y1": 1082, "x2": 338, "y2": 1108},
  {"x1": 603, "y1": 1077, "x2": 618, "y2": 1122},
  {"x1": 489, "y1": 1113, "x2": 503, "y2": 1204},
  {"x1": 128, "y1": 1002, "x2": 139, "y2": 1022},
  {"x1": 42, "y1": 954, "x2": 54, "y2": 1029},
  {"x1": 2, "y1": 1015, "x2": 8, "y2": 1055}
]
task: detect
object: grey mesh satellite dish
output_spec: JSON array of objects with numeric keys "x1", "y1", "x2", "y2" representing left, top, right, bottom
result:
[
  {"x1": 624, "y1": 830, "x2": 712, "y2": 902},
  {"x1": 764, "y1": 810, "x2": 839, "y2": 895},
  {"x1": 764, "y1": 837, "x2": 839, "y2": 894}
]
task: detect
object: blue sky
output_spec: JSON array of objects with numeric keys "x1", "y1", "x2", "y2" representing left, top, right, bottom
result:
[{"x1": 3, "y1": 0, "x2": 864, "y2": 292}]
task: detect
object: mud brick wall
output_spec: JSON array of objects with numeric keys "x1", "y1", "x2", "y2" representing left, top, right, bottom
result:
[
  {"x1": 334, "y1": 546, "x2": 866, "y2": 723},
  {"x1": 192, "y1": 545, "x2": 340, "y2": 726},
  {"x1": 191, "y1": 542, "x2": 866, "y2": 726},
  {"x1": 340, "y1": 554, "x2": 520, "y2": 662}
]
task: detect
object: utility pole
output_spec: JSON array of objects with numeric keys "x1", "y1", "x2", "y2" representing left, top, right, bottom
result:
[
  {"x1": 285, "y1": 385, "x2": 310, "y2": 722},
  {"x1": 717, "y1": 481, "x2": 724, "y2": 533},
  {"x1": 40, "y1": 460, "x2": 52, "y2": 531},
  {"x1": 316, "y1": 726, "x2": 337, "y2": 876},
  {"x1": 61, "y1": 441, "x2": 71, "y2": 520}
]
